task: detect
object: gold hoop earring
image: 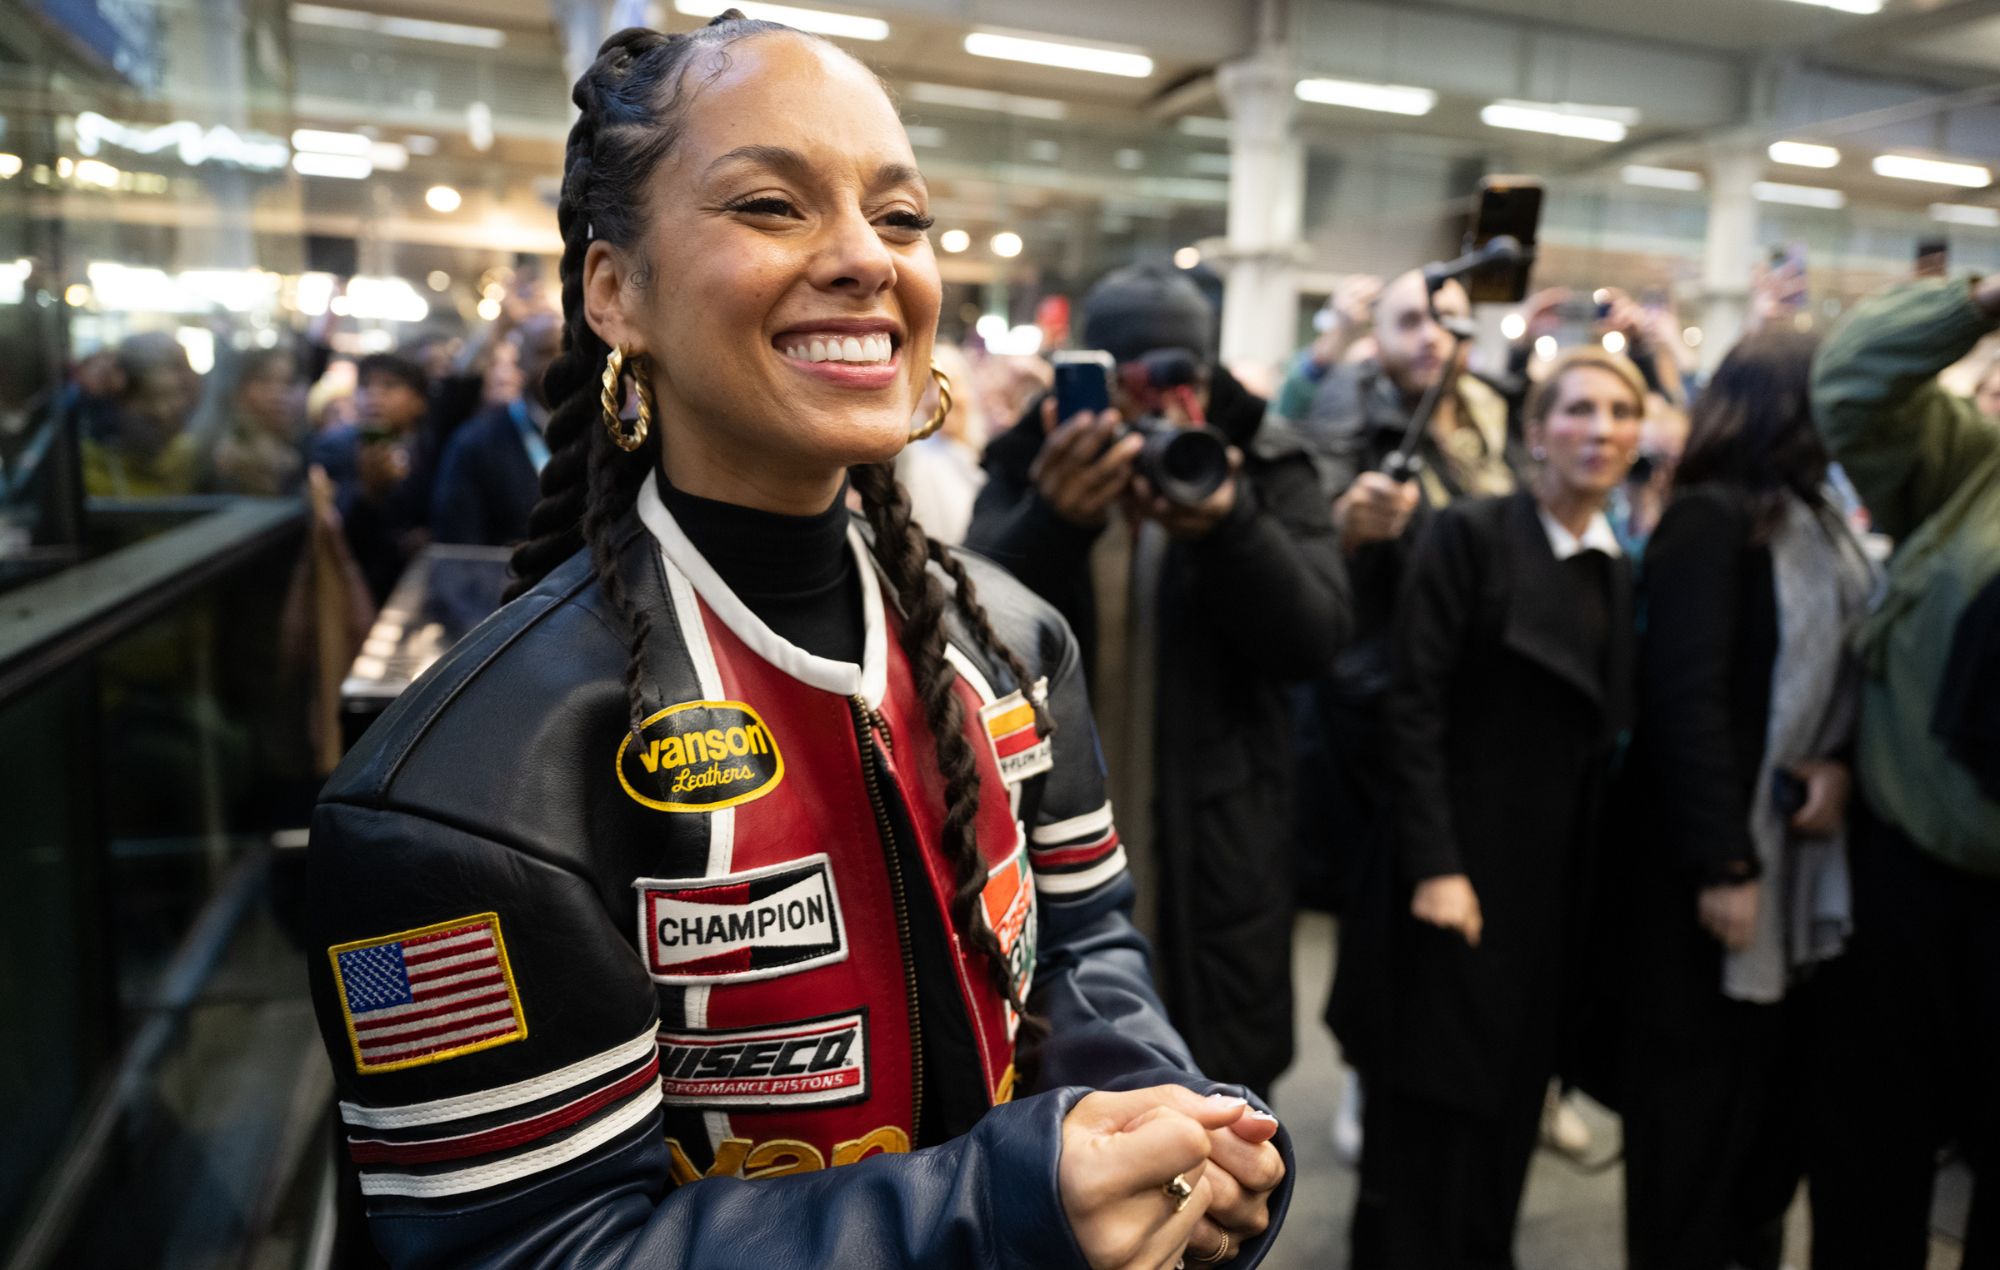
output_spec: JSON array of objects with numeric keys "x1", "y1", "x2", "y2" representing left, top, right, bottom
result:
[
  {"x1": 909, "y1": 362, "x2": 952, "y2": 443},
  {"x1": 601, "y1": 345, "x2": 652, "y2": 452}
]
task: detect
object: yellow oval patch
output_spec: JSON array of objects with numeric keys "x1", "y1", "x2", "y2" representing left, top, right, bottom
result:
[{"x1": 616, "y1": 699, "x2": 785, "y2": 813}]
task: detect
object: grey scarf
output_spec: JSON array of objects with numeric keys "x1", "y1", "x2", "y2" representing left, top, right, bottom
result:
[{"x1": 1725, "y1": 492, "x2": 1877, "y2": 1004}]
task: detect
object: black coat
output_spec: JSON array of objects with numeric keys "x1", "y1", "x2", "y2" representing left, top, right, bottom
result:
[
  {"x1": 1366, "y1": 491, "x2": 1634, "y2": 1115},
  {"x1": 1619, "y1": 486, "x2": 1784, "y2": 1046},
  {"x1": 964, "y1": 367, "x2": 1353, "y2": 1092},
  {"x1": 430, "y1": 403, "x2": 543, "y2": 548}
]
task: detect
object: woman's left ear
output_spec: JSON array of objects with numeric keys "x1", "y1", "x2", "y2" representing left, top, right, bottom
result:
[{"x1": 582, "y1": 240, "x2": 644, "y2": 356}]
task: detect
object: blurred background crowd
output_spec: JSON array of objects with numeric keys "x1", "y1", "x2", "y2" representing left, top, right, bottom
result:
[{"x1": 2, "y1": 0, "x2": 1999, "y2": 1266}]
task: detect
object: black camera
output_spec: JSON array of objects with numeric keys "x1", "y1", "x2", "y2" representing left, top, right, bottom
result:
[
  {"x1": 1122, "y1": 415, "x2": 1231, "y2": 507},
  {"x1": 1052, "y1": 348, "x2": 1231, "y2": 508}
]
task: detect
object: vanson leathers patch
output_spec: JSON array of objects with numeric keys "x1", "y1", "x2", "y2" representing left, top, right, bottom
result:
[{"x1": 617, "y1": 699, "x2": 784, "y2": 812}]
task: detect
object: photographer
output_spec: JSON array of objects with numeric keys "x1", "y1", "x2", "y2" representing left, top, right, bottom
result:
[
  {"x1": 966, "y1": 264, "x2": 1352, "y2": 1098},
  {"x1": 308, "y1": 352, "x2": 434, "y2": 601}
]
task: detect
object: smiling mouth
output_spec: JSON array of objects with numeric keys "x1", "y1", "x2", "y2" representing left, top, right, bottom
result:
[{"x1": 776, "y1": 333, "x2": 897, "y2": 366}]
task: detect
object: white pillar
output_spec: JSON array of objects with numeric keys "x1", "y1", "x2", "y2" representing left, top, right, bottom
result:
[
  {"x1": 1214, "y1": 49, "x2": 1305, "y2": 373},
  {"x1": 1699, "y1": 145, "x2": 1761, "y2": 374}
]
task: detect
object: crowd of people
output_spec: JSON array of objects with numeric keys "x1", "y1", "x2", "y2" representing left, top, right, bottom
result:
[
  {"x1": 27, "y1": 13, "x2": 2000, "y2": 1269},
  {"x1": 28, "y1": 297, "x2": 574, "y2": 605},
  {"x1": 972, "y1": 254, "x2": 1999, "y2": 1269}
]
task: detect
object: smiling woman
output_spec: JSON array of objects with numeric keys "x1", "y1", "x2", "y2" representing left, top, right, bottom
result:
[{"x1": 304, "y1": 11, "x2": 1290, "y2": 1270}]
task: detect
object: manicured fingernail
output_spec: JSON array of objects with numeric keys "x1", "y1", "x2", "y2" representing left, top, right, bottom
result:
[
  {"x1": 1246, "y1": 1109, "x2": 1278, "y2": 1123},
  {"x1": 1206, "y1": 1093, "x2": 1246, "y2": 1107}
]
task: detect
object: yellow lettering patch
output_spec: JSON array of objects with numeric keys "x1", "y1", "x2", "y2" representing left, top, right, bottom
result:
[
  {"x1": 666, "y1": 1125, "x2": 911, "y2": 1186},
  {"x1": 617, "y1": 700, "x2": 785, "y2": 813}
]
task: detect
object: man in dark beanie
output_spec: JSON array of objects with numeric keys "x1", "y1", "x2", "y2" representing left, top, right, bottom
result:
[{"x1": 966, "y1": 263, "x2": 1352, "y2": 1098}]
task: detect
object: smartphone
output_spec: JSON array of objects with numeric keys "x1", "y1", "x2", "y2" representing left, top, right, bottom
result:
[
  {"x1": 1769, "y1": 244, "x2": 1809, "y2": 312},
  {"x1": 1051, "y1": 350, "x2": 1114, "y2": 423},
  {"x1": 1915, "y1": 237, "x2": 1949, "y2": 279},
  {"x1": 1463, "y1": 176, "x2": 1543, "y2": 305},
  {"x1": 1771, "y1": 768, "x2": 1808, "y2": 821}
]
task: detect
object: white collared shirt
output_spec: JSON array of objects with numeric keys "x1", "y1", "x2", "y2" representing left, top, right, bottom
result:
[{"x1": 1537, "y1": 505, "x2": 1623, "y2": 561}]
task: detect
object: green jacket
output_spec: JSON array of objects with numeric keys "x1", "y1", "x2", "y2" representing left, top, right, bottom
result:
[{"x1": 1813, "y1": 279, "x2": 2000, "y2": 876}]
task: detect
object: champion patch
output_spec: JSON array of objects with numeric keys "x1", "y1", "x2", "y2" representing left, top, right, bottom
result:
[
  {"x1": 656, "y1": 1008, "x2": 869, "y2": 1110},
  {"x1": 980, "y1": 686, "x2": 1053, "y2": 785},
  {"x1": 327, "y1": 913, "x2": 526, "y2": 1075},
  {"x1": 617, "y1": 700, "x2": 785, "y2": 813},
  {"x1": 635, "y1": 855, "x2": 848, "y2": 985}
]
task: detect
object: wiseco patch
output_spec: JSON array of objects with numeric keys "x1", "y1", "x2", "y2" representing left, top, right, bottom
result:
[
  {"x1": 656, "y1": 1008, "x2": 869, "y2": 1110},
  {"x1": 979, "y1": 687, "x2": 1052, "y2": 785},
  {"x1": 616, "y1": 699, "x2": 784, "y2": 813},
  {"x1": 634, "y1": 856, "x2": 847, "y2": 985}
]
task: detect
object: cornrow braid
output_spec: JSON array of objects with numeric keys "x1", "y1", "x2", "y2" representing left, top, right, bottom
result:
[
  {"x1": 508, "y1": 11, "x2": 789, "y2": 731},
  {"x1": 850, "y1": 462, "x2": 1044, "y2": 1039}
]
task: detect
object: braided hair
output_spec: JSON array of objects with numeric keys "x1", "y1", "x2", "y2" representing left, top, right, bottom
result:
[{"x1": 509, "y1": 13, "x2": 1044, "y2": 1037}]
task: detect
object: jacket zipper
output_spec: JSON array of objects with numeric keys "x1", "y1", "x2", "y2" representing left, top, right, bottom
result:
[{"x1": 850, "y1": 694, "x2": 921, "y2": 1144}]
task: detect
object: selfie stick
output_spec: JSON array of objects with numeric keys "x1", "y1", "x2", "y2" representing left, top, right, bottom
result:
[{"x1": 1383, "y1": 236, "x2": 1530, "y2": 484}]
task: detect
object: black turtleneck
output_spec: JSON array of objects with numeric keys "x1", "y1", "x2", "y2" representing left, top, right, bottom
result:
[{"x1": 657, "y1": 476, "x2": 864, "y2": 665}]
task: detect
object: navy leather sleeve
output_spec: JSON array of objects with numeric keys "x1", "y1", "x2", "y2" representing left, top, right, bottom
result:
[{"x1": 368, "y1": 1086, "x2": 1094, "y2": 1269}]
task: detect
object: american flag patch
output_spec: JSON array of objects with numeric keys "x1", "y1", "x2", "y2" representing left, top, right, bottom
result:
[
  {"x1": 328, "y1": 913, "x2": 527, "y2": 1075},
  {"x1": 980, "y1": 687, "x2": 1053, "y2": 785}
]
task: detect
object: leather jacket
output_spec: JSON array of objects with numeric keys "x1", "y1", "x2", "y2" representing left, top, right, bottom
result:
[{"x1": 308, "y1": 473, "x2": 1294, "y2": 1268}]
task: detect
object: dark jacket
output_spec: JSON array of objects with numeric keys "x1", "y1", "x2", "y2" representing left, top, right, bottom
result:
[
  {"x1": 307, "y1": 485, "x2": 1294, "y2": 1268},
  {"x1": 1812, "y1": 278, "x2": 2000, "y2": 872},
  {"x1": 1619, "y1": 487, "x2": 1780, "y2": 1044},
  {"x1": 964, "y1": 366, "x2": 1352, "y2": 1093},
  {"x1": 1375, "y1": 491, "x2": 1634, "y2": 1114},
  {"x1": 430, "y1": 403, "x2": 543, "y2": 547}
]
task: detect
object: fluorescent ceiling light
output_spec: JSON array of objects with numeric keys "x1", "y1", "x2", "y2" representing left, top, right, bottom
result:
[
  {"x1": 1480, "y1": 102, "x2": 1627, "y2": 142},
  {"x1": 291, "y1": 4, "x2": 505, "y2": 48},
  {"x1": 1780, "y1": 0, "x2": 1881, "y2": 13},
  {"x1": 672, "y1": 0, "x2": 888, "y2": 40},
  {"x1": 369, "y1": 142, "x2": 408, "y2": 172},
  {"x1": 1752, "y1": 180, "x2": 1847, "y2": 209},
  {"x1": 1294, "y1": 77, "x2": 1436, "y2": 116},
  {"x1": 1769, "y1": 140, "x2": 1840, "y2": 168},
  {"x1": 963, "y1": 31, "x2": 1153, "y2": 78},
  {"x1": 1494, "y1": 98, "x2": 1639, "y2": 125},
  {"x1": 1931, "y1": 202, "x2": 2000, "y2": 227},
  {"x1": 292, "y1": 152, "x2": 371, "y2": 179},
  {"x1": 906, "y1": 82, "x2": 1066, "y2": 120},
  {"x1": 292, "y1": 128, "x2": 371, "y2": 157},
  {"x1": 1873, "y1": 153, "x2": 1992, "y2": 188},
  {"x1": 1177, "y1": 117, "x2": 1231, "y2": 140},
  {"x1": 1622, "y1": 164, "x2": 1704, "y2": 191}
]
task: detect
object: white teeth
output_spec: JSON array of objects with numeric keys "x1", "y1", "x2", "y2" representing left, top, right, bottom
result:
[{"x1": 785, "y1": 333, "x2": 894, "y2": 364}]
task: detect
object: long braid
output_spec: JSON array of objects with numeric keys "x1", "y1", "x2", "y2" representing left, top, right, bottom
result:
[
  {"x1": 507, "y1": 16, "x2": 784, "y2": 729},
  {"x1": 851, "y1": 463, "x2": 1043, "y2": 1038},
  {"x1": 583, "y1": 426, "x2": 654, "y2": 730}
]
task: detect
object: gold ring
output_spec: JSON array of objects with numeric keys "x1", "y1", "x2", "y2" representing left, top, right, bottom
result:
[
  {"x1": 1163, "y1": 1173, "x2": 1194, "y2": 1212},
  {"x1": 1190, "y1": 1231, "x2": 1230, "y2": 1262}
]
